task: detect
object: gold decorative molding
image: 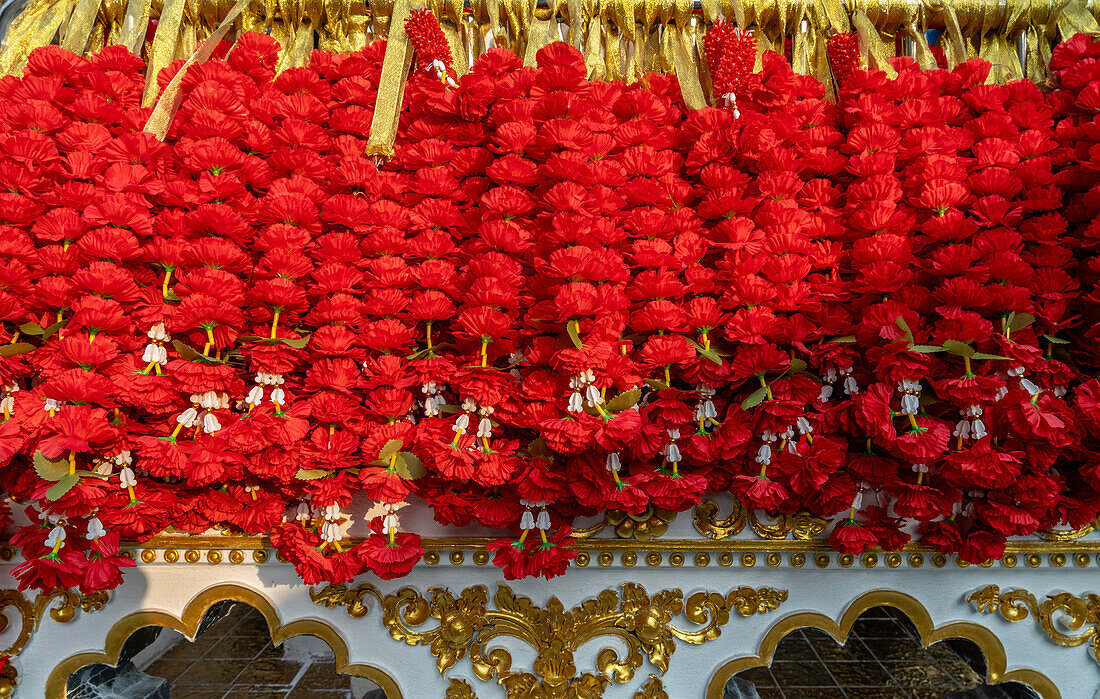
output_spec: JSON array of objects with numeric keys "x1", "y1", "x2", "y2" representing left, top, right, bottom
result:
[
  {"x1": 572, "y1": 508, "x2": 678, "y2": 541},
  {"x1": 1038, "y1": 518, "x2": 1100, "y2": 542},
  {"x1": 633, "y1": 675, "x2": 668, "y2": 698},
  {"x1": 0, "y1": 588, "x2": 109, "y2": 696},
  {"x1": 693, "y1": 497, "x2": 828, "y2": 541},
  {"x1": 311, "y1": 581, "x2": 786, "y2": 698},
  {"x1": 969, "y1": 585, "x2": 1100, "y2": 666},
  {"x1": 709, "y1": 589, "x2": 1061, "y2": 699},
  {"x1": 45, "y1": 584, "x2": 402, "y2": 699},
  {"x1": 446, "y1": 678, "x2": 478, "y2": 698}
]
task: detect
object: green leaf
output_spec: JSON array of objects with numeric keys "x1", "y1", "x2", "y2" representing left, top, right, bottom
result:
[
  {"x1": 295, "y1": 468, "x2": 331, "y2": 480},
  {"x1": 526, "y1": 438, "x2": 553, "y2": 461},
  {"x1": 1045, "y1": 335, "x2": 1070, "y2": 345},
  {"x1": 33, "y1": 451, "x2": 69, "y2": 482},
  {"x1": 606, "y1": 388, "x2": 641, "y2": 413},
  {"x1": 566, "y1": 322, "x2": 584, "y2": 350},
  {"x1": 279, "y1": 335, "x2": 311, "y2": 349},
  {"x1": 378, "y1": 439, "x2": 404, "y2": 461},
  {"x1": 0, "y1": 343, "x2": 35, "y2": 357},
  {"x1": 909, "y1": 345, "x2": 946, "y2": 353},
  {"x1": 172, "y1": 340, "x2": 204, "y2": 362},
  {"x1": 895, "y1": 316, "x2": 914, "y2": 343},
  {"x1": 827, "y1": 335, "x2": 857, "y2": 343},
  {"x1": 644, "y1": 378, "x2": 669, "y2": 391},
  {"x1": 687, "y1": 339, "x2": 723, "y2": 365},
  {"x1": 971, "y1": 352, "x2": 1011, "y2": 361},
  {"x1": 1008, "y1": 312, "x2": 1035, "y2": 333},
  {"x1": 46, "y1": 473, "x2": 79, "y2": 500},
  {"x1": 941, "y1": 340, "x2": 975, "y2": 358},
  {"x1": 18, "y1": 322, "x2": 44, "y2": 336},
  {"x1": 741, "y1": 385, "x2": 769, "y2": 409},
  {"x1": 393, "y1": 452, "x2": 426, "y2": 479},
  {"x1": 786, "y1": 358, "x2": 807, "y2": 375},
  {"x1": 75, "y1": 470, "x2": 110, "y2": 480},
  {"x1": 164, "y1": 289, "x2": 181, "y2": 302},
  {"x1": 40, "y1": 320, "x2": 66, "y2": 341}
]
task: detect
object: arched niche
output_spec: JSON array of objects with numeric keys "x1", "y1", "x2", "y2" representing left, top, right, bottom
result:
[
  {"x1": 706, "y1": 589, "x2": 1060, "y2": 699},
  {"x1": 45, "y1": 583, "x2": 402, "y2": 699}
]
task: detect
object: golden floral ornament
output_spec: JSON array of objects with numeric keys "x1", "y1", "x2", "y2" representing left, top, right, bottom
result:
[
  {"x1": 693, "y1": 496, "x2": 828, "y2": 541},
  {"x1": 0, "y1": 587, "x2": 109, "y2": 696},
  {"x1": 571, "y1": 507, "x2": 678, "y2": 541},
  {"x1": 968, "y1": 585, "x2": 1100, "y2": 663},
  {"x1": 311, "y1": 581, "x2": 787, "y2": 698}
]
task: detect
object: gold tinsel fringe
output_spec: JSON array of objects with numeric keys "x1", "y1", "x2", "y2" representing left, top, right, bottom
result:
[{"x1": 1, "y1": 0, "x2": 1097, "y2": 150}]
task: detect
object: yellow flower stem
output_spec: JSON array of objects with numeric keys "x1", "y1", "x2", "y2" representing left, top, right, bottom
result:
[
  {"x1": 757, "y1": 463, "x2": 767, "y2": 478},
  {"x1": 318, "y1": 541, "x2": 328, "y2": 552},
  {"x1": 328, "y1": 424, "x2": 335, "y2": 436},
  {"x1": 192, "y1": 423, "x2": 201, "y2": 439},
  {"x1": 698, "y1": 417, "x2": 706, "y2": 432},
  {"x1": 9, "y1": 331, "x2": 18, "y2": 344},
  {"x1": 701, "y1": 332, "x2": 710, "y2": 351},
  {"x1": 170, "y1": 423, "x2": 184, "y2": 439},
  {"x1": 619, "y1": 344, "x2": 627, "y2": 356},
  {"x1": 957, "y1": 435, "x2": 964, "y2": 451},
  {"x1": 610, "y1": 468, "x2": 622, "y2": 485},
  {"x1": 2, "y1": 406, "x2": 9, "y2": 420},
  {"x1": 269, "y1": 309, "x2": 280, "y2": 340},
  {"x1": 663, "y1": 366, "x2": 671, "y2": 386},
  {"x1": 708, "y1": 417, "x2": 721, "y2": 428},
  {"x1": 48, "y1": 408, "x2": 55, "y2": 418},
  {"x1": 480, "y1": 338, "x2": 488, "y2": 368},
  {"x1": 50, "y1": 538, "x2": 64, "y2": 555},
  {"x1": 388, "y1": 452, "x2": 398, "y2": 471},
  {"x1": 481, "y1": 436, "x2": 492, "y2": 452},
  {"x1": 758, "y1": 375, "x2": 773, "y2": 400},
  {"x1": 161, "y1": 269, "x2": 172, "y2": 300},
  {"x1": 907, "y1": 413, "x2": 919, "y2": 430},
  {"x1": 388, "y1": 527, "x2": 396, "y2": 544},
  {"x1": 68, "y1": 451, "x2": 76, "y2": 475},
  {"x1": 594, "y1": 403, "x2": 609, "y2": 419},
  {"x1": 917, "y1": 471, "x2": 924, "y2": 486},
  {"x1": 249, "y1": 490, "x2": 257, "y2": 500},
  {"x1": 426, "y1": 321, "x2": 433, "y2": 349},
  {"x1": 848, "y1": 505, "x2": 856, "y2": 520},
  {"x1": 332, "y1": 540, "x2": 343, "y2": 553},
  {"x1": 805, "y1": 433, "x2": 814, "y2": 444},
  {"x1": 205, "y1": 327, "x2": 216, "y2": 354},
  {"x1": 56, "y1": 310, "x2": 63, "y2": 323},
  {"x1": 671, "y1": 461, "x2": 679, "y2": 477},
  {"x1": 449, "y1": 429, "x2": 464, "y2": 447},
  {"x1": 143, "y1": 361, "x2": 157, "y2": 374},
  {"x1": 127, "y1": 485, "x2": 137, "y2": 501},
  {"x1": 539, "y1": 529, "x2": 549, "y2": 544},
  {"x1": 517, "y1": 529, "x2": 529, "y2": 544},
  {"x1": 963, "y1": 356, "x2": 972, "y2": 375}
]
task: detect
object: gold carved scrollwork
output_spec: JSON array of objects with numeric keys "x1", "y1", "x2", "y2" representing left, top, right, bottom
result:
[
  {"x1": 311, "y1": 581, "x2": 787, "y2": 698},
  {"x1": 570, "y1": 507, "x2": 678, "y2": 541},
  {"x1": 1037, "y1": 517, "x2": 1100, "y2": 542},
  {"x1": 633, "y1": 675, "x2": 668, "y2": 698},
  {"x1": 447, "y1": 678, "x2": 479, "y2": 698},
  {"x1": 969, "y1": 584, "x2": 1100, "y2": 664},
  {"x1": 694, "y1": 495, "x2": 827, "y2": 541},
  {"x1": 0, "y1": 588, "x2": 109, "y2": 695}
]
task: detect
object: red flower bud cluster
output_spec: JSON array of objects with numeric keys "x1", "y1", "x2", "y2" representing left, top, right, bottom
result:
[
  {"x1": 2, "y1": 35, "x2": 1100, "y2": 588},
  {"x1": 704, "y1": 21, "x2": 759, "y2": 100},
  {"x1": 405, "y1": 9, "x2": 454, "y2": 74},
  {"x1": 826, "y1": 31, "x2": 860, "y2": 89}
]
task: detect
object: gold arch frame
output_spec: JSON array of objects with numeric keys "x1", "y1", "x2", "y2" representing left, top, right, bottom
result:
[
  {"x1": 43, "y1": 583, "x2": 403, "y2": 699},
  {"x1": 705, "y1": 589, "x2": 1061, "y2": 699}
]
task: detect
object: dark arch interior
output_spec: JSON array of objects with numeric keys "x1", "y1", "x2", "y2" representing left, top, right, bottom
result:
[
  {"x1": 730, "y1": 606, "x2": 1041, "y2": 699},
  {"x1": 66, "y1": 601, "x2": 389, "y2": 698}
]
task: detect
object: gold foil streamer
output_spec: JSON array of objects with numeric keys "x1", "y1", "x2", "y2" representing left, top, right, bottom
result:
[
  {"x1": 672, "y1": 0, "x2": 706, "y2": 108},
  {"x1": 113, "y1": 0, "x2": 151, "y2": 50},
  {"x1": 60, "y1": 0, "x2": 103, "y2": 53},
  {"x1": 366, "y1": 0, "x2": 412, "y2": 158},
  {"x1": 924, "y1": 0, "x2": 969, "y2": 68},
  {"x1": 852, "y1": 7, "x2": 897, "y2": 77},
  {"x1": 144, "y1": 0, "x2": 251, "y2": 138},
  {"x1": 142, "y1": 0, "x2": 189, "y2": 105}
]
